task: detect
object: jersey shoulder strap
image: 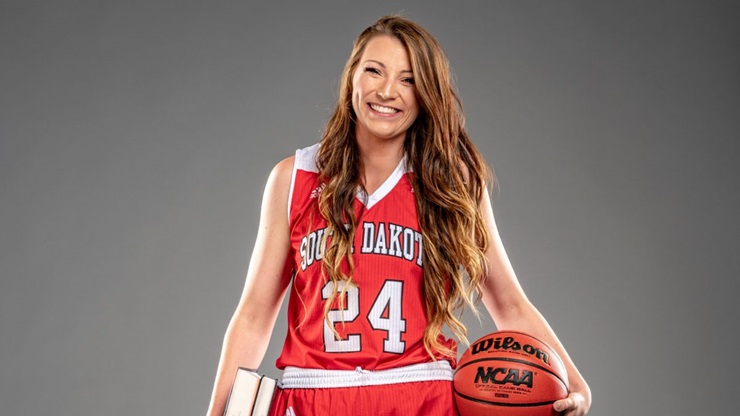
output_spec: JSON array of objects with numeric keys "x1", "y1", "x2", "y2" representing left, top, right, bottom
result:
[{"x1": 288, "y1": 143, "x2": 321, "y2": 224}]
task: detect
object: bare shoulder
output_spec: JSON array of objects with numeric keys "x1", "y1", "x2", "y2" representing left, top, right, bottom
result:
[
  {"x1": 265, "y1": 155, "x2": 295, "y2": 192},
  {"x1": 259, "y1": 155, "x2": 296, "y2": 222},
  {"x1": 271, "y1": 155, "x2": 295, "y2": 181}
]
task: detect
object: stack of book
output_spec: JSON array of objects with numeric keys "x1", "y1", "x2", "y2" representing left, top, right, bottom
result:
[{"x1": 223, "y1": 368, "x2": 278, "y2": 416}]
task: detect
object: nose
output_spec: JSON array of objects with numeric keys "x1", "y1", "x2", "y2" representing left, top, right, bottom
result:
[{"x1": 377, "y1": 78, "x2": 398, "y2": 100}]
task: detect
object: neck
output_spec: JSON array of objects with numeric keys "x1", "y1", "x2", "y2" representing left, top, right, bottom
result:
[
  {"x1": 355, "y1": 128, "x2": 406, "y2": 194},
  {"x1": 355, "y1": 128, "x2": 405, "y2": 168}
]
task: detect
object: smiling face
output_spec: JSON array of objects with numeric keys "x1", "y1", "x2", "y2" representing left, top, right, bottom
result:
[{"x1": 351, "y1": 35, "x2": 420, "y2": 145}]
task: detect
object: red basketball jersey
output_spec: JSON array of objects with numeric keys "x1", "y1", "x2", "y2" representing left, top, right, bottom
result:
[{"x1": 275, "y1": 143, "x2": 456, "y2": 371}]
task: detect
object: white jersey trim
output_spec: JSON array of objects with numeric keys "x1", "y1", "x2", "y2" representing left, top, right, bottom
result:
[
  {"x1": 288, "y1": 143, "x2": 321, "y2": 221},
  {"x1": 288, "y1": 143, "x2": 413, "y2": 216},
  {"x1": 294, "y1": 143, "x2": 320, "y2": 173},
  {"x1": 280, "y1": 360, "x2": 453, "y2": 389},
  {"x1": 356, "y1": 153, "x2": 409, "y2": 210}
]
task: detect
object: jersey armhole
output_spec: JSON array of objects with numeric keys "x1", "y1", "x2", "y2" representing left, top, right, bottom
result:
[{"x1": 287, "y1": 149, "x2": 300, "y2": 226}]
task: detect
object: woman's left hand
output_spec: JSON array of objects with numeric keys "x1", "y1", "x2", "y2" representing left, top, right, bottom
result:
[{"x1": 553, "y1": 391, "x2": 590, "y2": 415}]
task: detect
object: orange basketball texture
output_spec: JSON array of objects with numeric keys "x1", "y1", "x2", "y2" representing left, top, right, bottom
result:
[{"x1": 454, "y1": 331, "x2": 569, "y2": 416}]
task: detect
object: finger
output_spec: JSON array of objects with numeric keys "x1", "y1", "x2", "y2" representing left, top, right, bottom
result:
[{"x1": 553, "y1": 397, "x2": 574, "y2": 412}]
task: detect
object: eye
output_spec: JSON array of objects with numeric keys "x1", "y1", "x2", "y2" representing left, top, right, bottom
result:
[
  {"x1": 402, "y1": 77, "x2": 415, "y2": 85},
  {"x1": 365, "y1": 66, "x2": 381, "y2": 75}
]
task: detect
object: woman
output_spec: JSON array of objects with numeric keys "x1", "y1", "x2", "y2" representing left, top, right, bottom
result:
[{"x1": 206, "y1": 15, "x2": 591, "y2": 416}]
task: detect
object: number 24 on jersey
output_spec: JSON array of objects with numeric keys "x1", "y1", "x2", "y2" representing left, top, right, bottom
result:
[{"x1": 321, "y1": 280, "x2": 407, "y2": 354}]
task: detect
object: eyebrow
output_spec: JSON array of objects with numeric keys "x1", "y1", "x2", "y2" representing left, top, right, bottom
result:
[{"x1": 365, "y1": 59, "x2": 413, "y2": 74}]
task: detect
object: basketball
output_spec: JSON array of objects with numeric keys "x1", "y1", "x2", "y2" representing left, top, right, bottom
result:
[{"x1": 453, "y1": 331, "x2": 569, "y2": 416}]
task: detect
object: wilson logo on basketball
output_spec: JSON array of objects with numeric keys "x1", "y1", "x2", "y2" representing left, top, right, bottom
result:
[
  {"x1": 471, "y1": 336, "x2": 550, "y2": 365},
  {"x1": 473, "y1": 366, "x2": 534, "y2": 388}
]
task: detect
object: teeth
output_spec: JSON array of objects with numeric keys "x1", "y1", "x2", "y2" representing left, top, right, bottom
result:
[{"x1": 370, "y1": 103, "x2": 399, "y2": 114}]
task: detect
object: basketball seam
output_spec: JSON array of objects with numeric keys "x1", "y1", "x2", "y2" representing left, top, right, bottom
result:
[{"x1": 453, "y1": 387, "x2": 558, "y2": 408}]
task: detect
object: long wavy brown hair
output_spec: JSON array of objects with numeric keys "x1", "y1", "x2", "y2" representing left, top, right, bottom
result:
[{"x1": 316, "y1": 15, "x2": 492, "y2": 359}]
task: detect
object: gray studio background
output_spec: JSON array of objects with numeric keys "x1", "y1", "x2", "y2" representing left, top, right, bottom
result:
[{"x1": 1, "y1": 1, "x2": 738, "y2": 415}]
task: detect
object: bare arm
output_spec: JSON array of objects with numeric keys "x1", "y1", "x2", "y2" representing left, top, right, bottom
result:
[
  {"x1": 205, "y1": 156, "x2": 295, "y2": 416},
  {"x1": 478, "y1": 188, "x2": 592, "y2": 415}
]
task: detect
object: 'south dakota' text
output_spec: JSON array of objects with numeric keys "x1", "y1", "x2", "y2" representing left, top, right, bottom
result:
[{"x1": 299, "y1": 221, "x2": 423, "y2": 270}]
